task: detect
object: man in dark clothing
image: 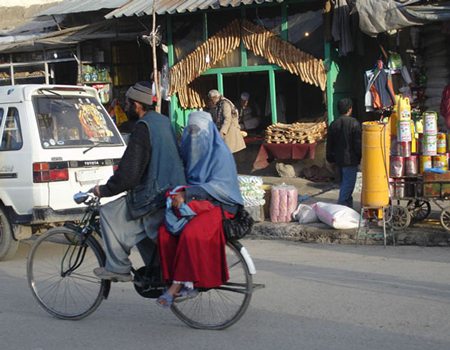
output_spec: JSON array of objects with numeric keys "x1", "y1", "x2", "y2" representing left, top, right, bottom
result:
[
  {"x1": 92, "y1": 82, "x2": 186, "y2": 282},
  {"x1": 326, "y1": 98, "x2": 361, "y2": 209}
]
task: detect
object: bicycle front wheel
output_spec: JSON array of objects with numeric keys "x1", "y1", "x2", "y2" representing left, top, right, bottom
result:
[
  {"x1": 27, "y1": 227, "x2": 107, "y2": 320},
  {"x1": 171, "y1": 241, "x2": 253, "y2": 330}
]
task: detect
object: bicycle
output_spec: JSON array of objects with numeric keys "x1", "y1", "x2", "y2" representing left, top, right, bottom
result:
[{"x1": 27, "y1": 192, "x2": 261, "y2": 330}]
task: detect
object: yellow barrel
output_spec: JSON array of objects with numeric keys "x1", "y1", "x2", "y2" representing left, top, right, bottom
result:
[{"x1": 362, "y1": 122, "x2": 391, "y2": 211}]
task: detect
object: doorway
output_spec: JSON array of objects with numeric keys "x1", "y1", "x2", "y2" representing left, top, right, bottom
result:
[{"x1": 222, "y1": 70, "x2": 326, "y2": 129}]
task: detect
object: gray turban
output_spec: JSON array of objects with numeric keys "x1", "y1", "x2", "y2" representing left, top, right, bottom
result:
[{"x1": 126, "y1": 83, "x2": 153, "y2": 106}]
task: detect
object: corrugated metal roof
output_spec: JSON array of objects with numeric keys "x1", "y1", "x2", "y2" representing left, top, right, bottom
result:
[
  {"x1": 36, "y1": 0, "x2": 131, "y2": 16},
  {"x1": 105, "y1": 0, "x2": 284, "y2": 19}
]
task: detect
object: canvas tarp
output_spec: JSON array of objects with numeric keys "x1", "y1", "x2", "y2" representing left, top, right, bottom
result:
[
  {"x1": 356, "y1": 0, "x2": 450, "y2": 36},
  {"x1": 0, "y1": 18, "x2": 146, "y2": 53}
]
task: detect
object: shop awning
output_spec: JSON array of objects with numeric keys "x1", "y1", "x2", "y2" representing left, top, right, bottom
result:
[
  {"x1": 105, "y1": 0, "x2": 284, "y2": 18},
  {"x1": 356, "y1": 0, "x2": 450, "y2": 37},
  {"x1": 0, "y1": 18, "x2": 147, "y2": 53}
]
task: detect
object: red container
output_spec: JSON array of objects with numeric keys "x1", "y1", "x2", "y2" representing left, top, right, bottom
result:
[
  {"x1": 405, "y1": 155, "x2": 418, "y2": 176},
  {"x1": 390, "y1": 156, "x2": 404, "y2": 177},
  {"x1": 398, "y1": 141, "x2": 411, "y2": 157}
]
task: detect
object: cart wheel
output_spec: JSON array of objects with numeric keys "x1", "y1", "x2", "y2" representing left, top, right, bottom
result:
[
  {"x1": 390, "y1": 205, "x2": 411, "y2": 230},
  {"x1": 406, "y1": 200, "x2": 431, "y2": 221},
  {"x1": 439, "y1": 207, "x2": 450, "y2": 231}
]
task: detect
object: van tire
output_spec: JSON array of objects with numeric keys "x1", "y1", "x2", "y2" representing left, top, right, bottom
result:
[{"x1": 0, "y1": 206, "x2": 19, "y2": 261}]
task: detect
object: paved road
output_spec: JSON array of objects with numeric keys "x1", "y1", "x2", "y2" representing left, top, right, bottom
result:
[{"x1": 1, "y1": 240, "x2": 450, "y2": 350}]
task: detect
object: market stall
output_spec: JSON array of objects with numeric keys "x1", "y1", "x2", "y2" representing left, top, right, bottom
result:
[{"x1": 252, "y1": 118, "x2": 327, "y2": 169}]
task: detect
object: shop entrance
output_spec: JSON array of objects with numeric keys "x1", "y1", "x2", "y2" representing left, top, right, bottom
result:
[
  {"x1": 49, "y1": 61, "x2": 78, "y2": 85},
  {"x1": 222, "y1": 70, "x2": 326, "y2": 131}
]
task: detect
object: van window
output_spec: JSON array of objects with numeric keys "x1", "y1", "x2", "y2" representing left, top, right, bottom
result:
[
  {"x1": 33, "y1": 95, "x2": 123, "y2": 148},
  {"x1": 0, "y1": 107, "x2": 23, "y2": 151}
]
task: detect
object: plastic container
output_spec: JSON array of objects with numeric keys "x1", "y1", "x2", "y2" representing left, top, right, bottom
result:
[
  {"x1": 423, "y1": 111, "x2": 438, "y2": 135},
  {"x1": 362, "y1": 122, "x2": 390, "y2": 208},
  {"x1": 397, "y1": 96, "x2": 411, "y2": 121}
]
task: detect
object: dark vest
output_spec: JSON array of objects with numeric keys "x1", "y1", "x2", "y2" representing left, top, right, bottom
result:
[{"x1": 126, "y1": 111, "x2": 186, "y2": 219}]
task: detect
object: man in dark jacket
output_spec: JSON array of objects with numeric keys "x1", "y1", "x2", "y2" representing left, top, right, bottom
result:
[
  {"x1": 92, "y1": 82, "x2": 186, "y2": 282},
  {"x1": 326, "y1": 98, "x2": 361, "y2": 209}
]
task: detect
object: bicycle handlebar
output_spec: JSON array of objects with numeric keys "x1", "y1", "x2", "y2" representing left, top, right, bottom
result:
[{"x1": 73, "y1": 192, "x2": 100, "y2": 206}]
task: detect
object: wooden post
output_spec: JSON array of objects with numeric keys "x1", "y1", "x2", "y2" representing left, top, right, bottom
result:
[{"x1": 152, "y1": 1, "x2": 162, "y2": 113}]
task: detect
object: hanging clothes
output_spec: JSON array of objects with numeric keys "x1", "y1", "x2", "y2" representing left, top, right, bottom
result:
[
  {"x1": 365, "y1": 60, "x2": 396, "y2": 110},
  {"x1": 331, "y1": 0, "x2": 354, "y2": 57}
]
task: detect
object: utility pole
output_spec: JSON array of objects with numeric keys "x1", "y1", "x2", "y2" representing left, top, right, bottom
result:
[{"x1": 152, "y1": 0, "x2": 162, "y2": 113}]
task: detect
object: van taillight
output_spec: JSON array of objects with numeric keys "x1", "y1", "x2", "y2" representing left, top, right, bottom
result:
[
  {"x1": 113, "y1": 165, "x2": 119, "y2": 172},
  {"x1": 33, "y1": 162, "x2": 69, "y2": 183}
]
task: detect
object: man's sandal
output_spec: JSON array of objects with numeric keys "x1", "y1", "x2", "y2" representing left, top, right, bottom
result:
[{"x1": 156, "y1": 291, "x2": 174, "y2": 309}]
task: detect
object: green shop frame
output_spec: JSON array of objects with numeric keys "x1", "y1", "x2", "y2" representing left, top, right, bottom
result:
[{"x1": 166, "y1": 0, "x2": 339, "y2": 134}]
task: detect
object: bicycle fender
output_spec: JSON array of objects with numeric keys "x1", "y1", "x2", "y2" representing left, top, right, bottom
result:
[{"x1": 240, "y1": 246, "x2": 256, "y2": 275}]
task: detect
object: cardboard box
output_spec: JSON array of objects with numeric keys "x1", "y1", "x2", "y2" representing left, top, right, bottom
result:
[{"x1": 245, "y1": 205, "x2": 264, "y2": 222}]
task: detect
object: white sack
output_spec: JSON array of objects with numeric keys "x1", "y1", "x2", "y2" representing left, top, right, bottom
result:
[
  {"x1": 311, "y1": 202, "x2": 361, "y2": 229},
  {"x1": 292, "y1": 204, "x2": 319, "y2": 224}
]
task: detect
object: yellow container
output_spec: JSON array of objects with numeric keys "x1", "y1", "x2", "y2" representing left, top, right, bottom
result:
[
  {"x1": 437, "y1": 133, "x2": 447, "y2": 154},
  {"x1": 362, "y1": 122, "x2": 391, "y2": 210},
  {"x1": 397, "y1": 96, "x2": 411, "y2": 121},
  {"x1": 419, "y1": 155, "x2": 432, "y2": 174},
  {"x1": 415, "y1": 117, "x2": 424, "y2": 134},
  {"x1": 433, "y1": 154, "x2": 447, "y2": 170},
  {"x1": 390, "y1": 111, "x2": 398, "y2": 135},
  {"x1": 411, "y1": 120, "x2": 417, "y2": 153}
]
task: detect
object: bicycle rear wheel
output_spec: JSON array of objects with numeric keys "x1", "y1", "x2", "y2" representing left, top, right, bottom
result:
[
  {"x1": 27, "y1": 227, "x2": 107, "y2": 320},
  {"x1": 171, "y1": 241, "x2": 253, "y2": 330}
]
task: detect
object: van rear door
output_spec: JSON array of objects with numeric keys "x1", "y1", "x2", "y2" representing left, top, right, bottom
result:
[{"x1": 31, "y1": 87, "x2": 126, "y2": 212}]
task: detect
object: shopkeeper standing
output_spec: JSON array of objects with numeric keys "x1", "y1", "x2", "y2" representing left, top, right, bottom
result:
[
  {"x1": 326, "y1": 98, "x2": 361, "y2": 209},
  {"x1": 207, "y1": 89, "x2": 246, "y2": 154}
]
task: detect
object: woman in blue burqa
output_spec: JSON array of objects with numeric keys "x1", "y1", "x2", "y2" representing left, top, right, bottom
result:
[{"x1": 156, "y1": 111, "x2": 244, "y2": 308}]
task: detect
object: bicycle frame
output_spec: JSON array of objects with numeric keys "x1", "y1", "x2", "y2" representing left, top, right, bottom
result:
[{"x1": 62, "y1": 194, "x2": 111, "y2": 299}]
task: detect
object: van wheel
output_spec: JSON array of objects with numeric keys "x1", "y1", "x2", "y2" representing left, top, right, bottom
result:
[{"x1": 0, "y1": 206, "x2": 19, "y2": 261}]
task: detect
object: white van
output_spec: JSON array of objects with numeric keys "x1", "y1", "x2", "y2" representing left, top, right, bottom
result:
[{"x1": 0, "y1": 85, "x2": 127, "y2": 260}]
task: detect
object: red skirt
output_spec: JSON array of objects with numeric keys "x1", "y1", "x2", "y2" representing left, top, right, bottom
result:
[{"x1": 158, "y1": 204, "x2": 233, "y2": 288}]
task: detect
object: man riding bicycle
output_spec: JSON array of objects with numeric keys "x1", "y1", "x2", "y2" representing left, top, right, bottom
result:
[{"x1": 92, "y1": 82, "x2": 185, "y2": 282}]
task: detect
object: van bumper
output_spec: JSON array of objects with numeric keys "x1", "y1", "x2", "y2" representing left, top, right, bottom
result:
[
  {"x1": 10, "y1": 207, "x2": 86, "y2": 225},
  {"x1": 30, "y1": 207, "x2": 87, "y2": 224}
]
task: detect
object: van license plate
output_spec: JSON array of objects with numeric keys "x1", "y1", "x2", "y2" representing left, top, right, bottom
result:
[{"x1": 76, "y1": 170, "x2": 102, "y2": 183}]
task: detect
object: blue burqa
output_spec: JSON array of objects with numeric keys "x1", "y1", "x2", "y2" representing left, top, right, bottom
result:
[{"x1": 181, "y1": 111, "x2": 244, "y2": 207}]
